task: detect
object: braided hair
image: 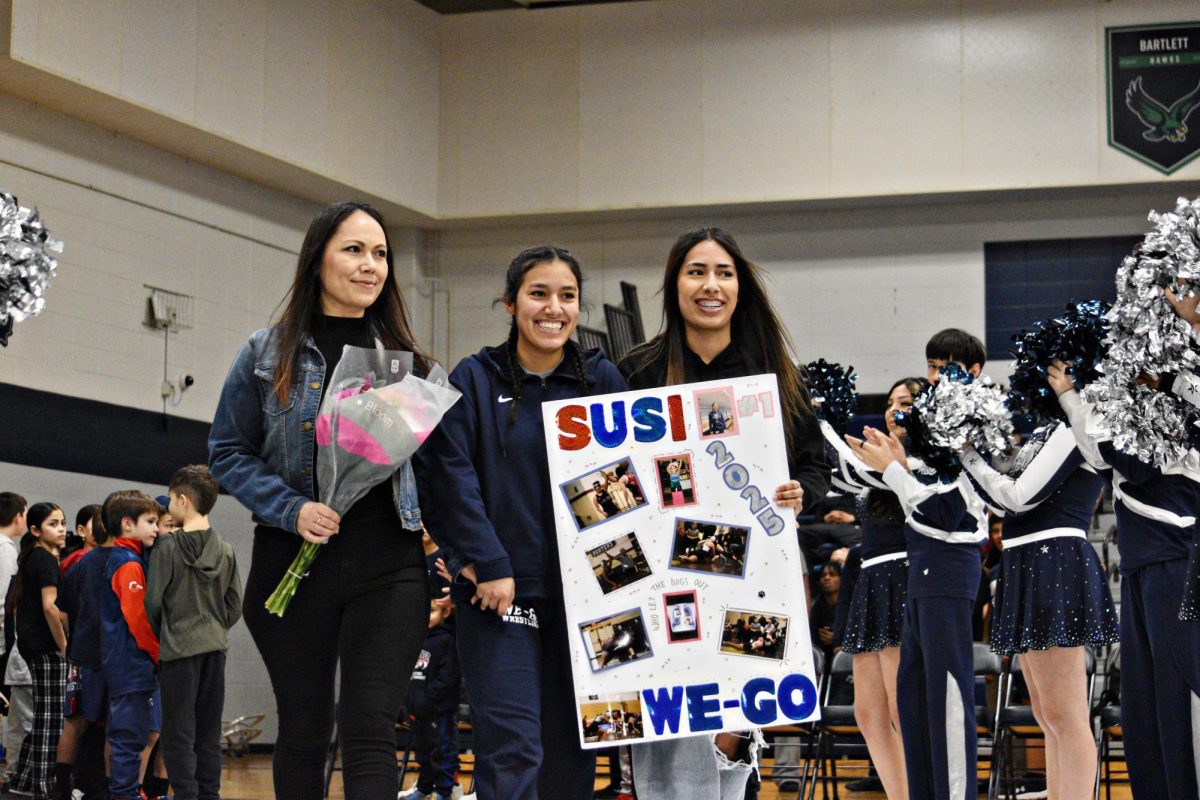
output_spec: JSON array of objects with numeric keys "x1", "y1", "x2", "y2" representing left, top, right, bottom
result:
[{"x1": 498, "y1": 245, "x2": 592, "y2": 424}]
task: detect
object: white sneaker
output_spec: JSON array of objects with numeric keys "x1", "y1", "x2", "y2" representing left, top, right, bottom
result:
[{"x1": 398, "y1": 789, "x2": 430, "y2": 800}]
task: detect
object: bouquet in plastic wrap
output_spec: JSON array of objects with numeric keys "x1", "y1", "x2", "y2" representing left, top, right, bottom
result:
[
  {"x1": 265, "y1": 346, "x2": 460, "y2": 616},
  {"x1": 1084, "y1": 197, "x2": 1200, "y2": 467}
]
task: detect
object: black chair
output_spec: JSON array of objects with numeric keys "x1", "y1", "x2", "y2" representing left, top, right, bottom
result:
[
  {"x1": 1094, "y1": 645, "x2": 1124, "y2": 800},
  {"x1": 988, "y1": 648, "x2": 1097, "y2": 800},
  {"x1": 809, "y1": 650, "x2": 865, "y2": 800},
  {"x1": 761, "y1": 648, "x2": 824, "y2": 796}
]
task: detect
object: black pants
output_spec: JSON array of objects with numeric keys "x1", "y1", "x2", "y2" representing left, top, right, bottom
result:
[
  {"x1": 244, "y1": 525, "x2": 428, "y2": 800},
  {"x1": 159, "y1": 652, "x2": 226, "y2": 800}
]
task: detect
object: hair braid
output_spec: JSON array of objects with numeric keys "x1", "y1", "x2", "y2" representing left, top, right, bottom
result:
[
  {"x1": 505, "y1": 323, "x2": 523, "y2": 425},
  {"x1": 567, "y1": 339, "x2": 591, "y2": 396}
]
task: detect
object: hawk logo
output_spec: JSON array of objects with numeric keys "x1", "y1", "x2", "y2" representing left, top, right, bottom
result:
[
  {"x1": 1107, "y1": 22, "x2": 1200, "y2": 174},
  {"x1": 128, "y1": 580, "x2": 144, "y2": 592},
  {"x1": 1126, "y1": 77, "x2": 1200, "y2": 143}
]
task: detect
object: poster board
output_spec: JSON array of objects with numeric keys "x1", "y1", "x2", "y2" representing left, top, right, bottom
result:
[{"x1": 542, "y1": 374, "x2": 821, "y2": 749}]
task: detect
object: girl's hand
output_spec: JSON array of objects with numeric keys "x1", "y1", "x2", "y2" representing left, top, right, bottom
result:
[
  {"x1": 473, "y1": 577, "x2": 515, "y2": 616},
  {"x1": 297, "y1": 502, "x2": 341, "y2": 544},
  {"x1": 434, "y1": 557, "x2": 477, "y2": 587},
  {"x1": 1046, "y1": 359, "x2": 1074, "y2": 397},
  {"x1": 851, "y1": 427, "x2": 901, "y2": 473},
  {"x1": 772, "y1": 480, "x2": 804, "y2": 510},
  {"x1": 1165, "y1": 282, "x2": 1200, "y2": 329}
]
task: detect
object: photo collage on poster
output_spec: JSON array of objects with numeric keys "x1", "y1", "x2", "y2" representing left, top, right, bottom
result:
[{"x1": 545, "y1": 376, "x2": 818, "y2": 747}]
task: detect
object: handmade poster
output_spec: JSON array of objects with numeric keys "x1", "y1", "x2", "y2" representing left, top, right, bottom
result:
[{"x1": 543, "y1": 374, "x2": 820, "y2": 749}]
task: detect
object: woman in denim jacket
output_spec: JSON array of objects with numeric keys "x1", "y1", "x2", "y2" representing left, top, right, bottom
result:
[{"x1": 209, "y1": 202, "x2": 431, "y2": 800}]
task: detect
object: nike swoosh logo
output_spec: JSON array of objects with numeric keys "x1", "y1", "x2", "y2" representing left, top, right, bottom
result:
[{"x1": 498, "y1": 395, "x2": 513, "y2": 403}]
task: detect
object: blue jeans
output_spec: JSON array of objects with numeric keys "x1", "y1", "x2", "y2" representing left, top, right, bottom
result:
[
  {"x1": 631, "y1": 735, "x2": 755, "y2": 800},
  {"x1": 108, "y1": 690, "x2": 155, "y2": 800}
]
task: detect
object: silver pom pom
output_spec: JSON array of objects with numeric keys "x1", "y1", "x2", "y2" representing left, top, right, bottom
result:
[
  {"x1": 913, "y1": 372, "x2": 1014, "y2": 457},
  {"x1": 1084, "y1": 196, "x2": 1200, "y2": 466},
  {"x1": 0, "y1": 192, "x2": 62, "y2": 345}
]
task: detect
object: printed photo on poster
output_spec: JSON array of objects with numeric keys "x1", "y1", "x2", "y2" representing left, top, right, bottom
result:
[
  {"x1": 695, "y1": 386, "x2": 737, "y2": 438},
  {"x1": 664, "y1": 590, "x2": 701, "y2": 644},
  {"x1": 579, "y1": 692, "x2": 645, "y2": 744},
  {"x1": 720, "y1": 609, "x2": 790, "y2": 661},
  {"x1": 587, "y1": 533, "x2": 653, "y2": 595},
  {"x1": 560, "y1": 457, "x2": 648, "y2": 532},
  {"x1": 580, "y1": 608, "x2": 653, "y2": 672},
  {"x1": 654, "y1": 453, "x2": 698, "y2": 508},
  {"x1": 668, "y1": 518, "x2": 749, "y2": 577}
]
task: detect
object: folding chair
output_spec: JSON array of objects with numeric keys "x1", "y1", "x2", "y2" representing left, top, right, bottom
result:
[
  {"x1": 1094, "y1": 645, "x2": 1124, "y2": 800},
  {"x1": 988, "y1": 648, "x2": 1097, "y2": 800},
  {"x1": 809, "y1": 650, "x2": 865, "y2": 800},
  {"x1": 761, "y1": 648, "x2": 824, "y2": 796}
]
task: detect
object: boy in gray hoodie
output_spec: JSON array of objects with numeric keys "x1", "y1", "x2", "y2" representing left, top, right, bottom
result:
[{"x1": 146, "y1": 465, "x2": 241, "y2": 800}]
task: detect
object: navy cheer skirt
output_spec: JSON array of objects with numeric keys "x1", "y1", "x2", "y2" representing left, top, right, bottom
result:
[
  {"x1": 841, "y1": 558, "x2": 907, "y2": 655},
  {"x1": 990, "y1": 535, "x2": 1118, "y2": 656}
]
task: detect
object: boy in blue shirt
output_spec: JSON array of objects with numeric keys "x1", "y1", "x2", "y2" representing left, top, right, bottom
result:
[{"x1": 97, "y1": 490, "x2": 160, "y2": 800}]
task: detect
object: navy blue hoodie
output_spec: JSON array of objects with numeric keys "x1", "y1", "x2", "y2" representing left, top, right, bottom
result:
[{"x1": 415, "y1": 343, "x2": 628, "y2": 599}]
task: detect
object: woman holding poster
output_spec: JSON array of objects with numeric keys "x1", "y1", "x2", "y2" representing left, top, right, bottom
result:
[
  {"x1": 414, "y1": 246, "x2": 627, "y2": 800},
  {"x1": 619, "y1": 227, "x2": 831, "y2": 800}
]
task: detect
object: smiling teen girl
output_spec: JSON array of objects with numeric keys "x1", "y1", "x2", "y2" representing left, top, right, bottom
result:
[
  {"x1": 619, "y1": 227, "x2": 830, "y2": 800},
  {"x1": 209, "y1": 202, "x2": 432, "y2": 800},
  {"x1": 416, "y1": 246, "x2": 628, "y2": 800}
]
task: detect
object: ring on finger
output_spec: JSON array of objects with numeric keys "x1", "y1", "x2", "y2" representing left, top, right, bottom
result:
[{"x1": 317, "y1": 514, "x2": 324, "y2": 526}]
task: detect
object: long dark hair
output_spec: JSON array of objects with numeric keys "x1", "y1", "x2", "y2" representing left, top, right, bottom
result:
[
  {"x1": 496, "y1": 245, "x2": 591, "y2": 424},
  {"x1": 271, "y1": 201, "x2": 431, "y2": 403},
  {"x1": 624, "y1": 226, "x2": 816, "y2": 450}
]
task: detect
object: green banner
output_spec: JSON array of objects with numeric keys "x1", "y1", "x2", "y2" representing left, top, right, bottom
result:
[{"x1": 1119, "y1": 52, "x2": 1200, "y2": 68}]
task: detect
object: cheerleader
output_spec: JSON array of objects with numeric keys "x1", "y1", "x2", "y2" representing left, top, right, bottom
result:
[
  {"x1": 852, "y1": 330, "x2": 991, "y2": 800},
  {"x1": 1050, "y1": 361, "x2": 1200, "y2": 799},
  {"x1": 959, "y1": 391, "x2": 1118, "y2": 800},
  {"x1": 818, "y1": 377, "x2": 925, "y2": 800}
]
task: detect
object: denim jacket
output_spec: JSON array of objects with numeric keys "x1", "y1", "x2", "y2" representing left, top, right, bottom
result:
[{"x1": 208, "y1": 326, "x2": 421, "y2": 534}]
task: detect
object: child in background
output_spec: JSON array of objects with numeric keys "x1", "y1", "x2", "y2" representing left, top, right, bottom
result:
[
  {"x1": 398, "y1": 596, "x2": 461, "y2": 800},
  {"x1": 154, "y1": 498, "x2": 179, "y2": 537},
  {"x1": 52, "y1": 505, "x2": 112, "y2": 800},
  {"x1": 96, "y1": 490, "x2": 160, "y2": 800},
  {"x1": 145, "y1": 465, "x2": 242, "y2": 800},
  {"x1": 59, "y1": 505, "x2": 100, "y2": 575},
  {"x1": 7, "y1": 503, "x2": 69, "y2": 800}
]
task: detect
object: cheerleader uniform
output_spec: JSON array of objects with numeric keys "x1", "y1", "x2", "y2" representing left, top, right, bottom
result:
[
  {"x1": 960, "y1": 421, "x2": 1117, "y2": 656},
  {"x1": 882, "y1": 463, "x2": 988, "y2": 800},
  {"x1": 1156, "y1": 370, "x2": 1200, "y2": 621},
  {"x1": 1060, "y1": 389, "x2": 1200, "y2": 800},
  {"x1": 817, "y1": 421, "x2": 908, "y2": 655}
]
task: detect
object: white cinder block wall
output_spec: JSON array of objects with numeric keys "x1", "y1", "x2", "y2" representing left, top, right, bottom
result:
[
  {"x1": 0, "y1": 94, "x2": 324, "y2": 744},
  {"x1": 433, "y1": 186, "x2": 1200, "y2": 395}
]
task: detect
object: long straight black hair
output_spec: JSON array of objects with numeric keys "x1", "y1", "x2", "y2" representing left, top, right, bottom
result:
[
  {"x1": 271, "y1": 201, "x2": 431, "y2": 402},
  {"x1": 624, "y1": 226, "x2": 816, "y2": 451}
]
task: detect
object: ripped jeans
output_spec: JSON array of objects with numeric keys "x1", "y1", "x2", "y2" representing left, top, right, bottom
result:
[{"x1": 632, "y1": 732, "x2": 762, "y2": 800}]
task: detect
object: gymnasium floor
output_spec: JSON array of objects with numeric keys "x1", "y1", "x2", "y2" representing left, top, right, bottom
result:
[{"x1": 218, "y1": 754, "x2": 1136, "y2": 799}]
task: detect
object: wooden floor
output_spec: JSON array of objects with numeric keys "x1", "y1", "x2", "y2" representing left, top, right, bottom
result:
[{"x1": 219, "y1": 754, "x2": 1136, "y2": 799}]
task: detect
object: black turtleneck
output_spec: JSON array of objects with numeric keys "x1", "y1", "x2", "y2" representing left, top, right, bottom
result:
[{"x1": 308, "y1": 315, "x2": 416, "y2": 557}]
